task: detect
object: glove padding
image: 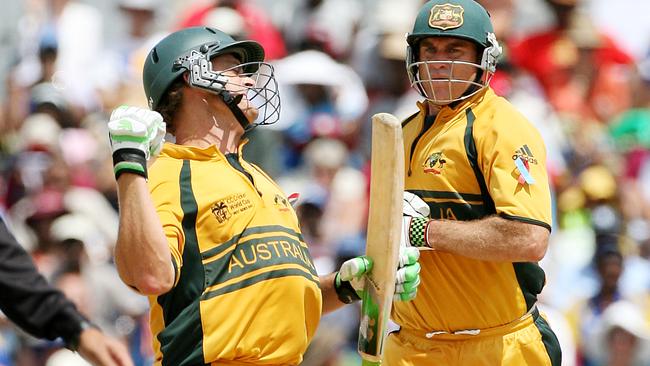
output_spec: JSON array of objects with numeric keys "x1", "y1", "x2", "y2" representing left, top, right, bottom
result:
[
  {"x1": 402, "y1": 191, "x2": 433, "y2": 249},
  {"x1": 334, "y1": 246, "x2": 421, "y2": 303},
  {"x1": 404, "y1": 191, "x2": 430, "y2": 217},
  {"x1": 108, "y1": 105, "x2": 166, "y2": 179}
]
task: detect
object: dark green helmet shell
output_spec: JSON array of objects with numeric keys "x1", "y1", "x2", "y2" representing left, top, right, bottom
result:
[
  {"x1": 143, "y1": 27, "x2": 264, "y2": 110},
  {"x1": 407, "y1": 0, "x2": 495, "y2": 49}
]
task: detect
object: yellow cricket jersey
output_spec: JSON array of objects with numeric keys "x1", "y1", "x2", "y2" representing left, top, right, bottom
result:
[
  {"x1": 393, "y1": 87, "x2": 552, "y2": 333},
  {"x1": 146, "y1": 142, "x2": 322, "y2": 366}
]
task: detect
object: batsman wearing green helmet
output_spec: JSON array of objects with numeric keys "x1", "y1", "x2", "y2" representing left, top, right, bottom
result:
[
  {"x1": 106, "y1": 26, "x2": 421, "y2": 365},
  {"x1": 390, "y1": 0, "x2": 561, "y2": 365}
]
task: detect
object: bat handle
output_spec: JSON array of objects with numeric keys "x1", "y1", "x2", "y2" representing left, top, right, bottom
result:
[{"x1": 361, "y1": 360, "x2": 381, "y2": 366}]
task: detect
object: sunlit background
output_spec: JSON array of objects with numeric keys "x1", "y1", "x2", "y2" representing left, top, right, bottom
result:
[{"x1": 0, "y1": 0, "x2": 650, "y2": 365}]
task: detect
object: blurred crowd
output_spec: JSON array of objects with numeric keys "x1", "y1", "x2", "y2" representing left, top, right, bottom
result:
[{"x1": 0, "y1": 0, "x2": 649, "y2": 365}]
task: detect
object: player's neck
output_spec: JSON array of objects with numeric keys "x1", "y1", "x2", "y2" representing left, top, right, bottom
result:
[
  {"x1": 426, "y1": 101, "x2": 443, "y2": 117},
  {"x1": 173, "y1": 104, "x2": 243, "y2": 154}
]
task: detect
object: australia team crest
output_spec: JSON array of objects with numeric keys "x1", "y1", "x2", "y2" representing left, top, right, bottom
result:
[
  {"x1": 423, "y1": 151, "x2": 447, "y2": 175},
  {"x1": 429, "y1": 4, "x2": 464, "y2": 30}
]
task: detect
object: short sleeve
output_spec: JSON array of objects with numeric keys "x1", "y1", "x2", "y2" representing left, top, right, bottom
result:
[
  {"x1": 475, "y1": 102, "x2": 552, "y2": 231},
  {"x1": 148, "y1": 160, "x2": 186, "y2": 287}
]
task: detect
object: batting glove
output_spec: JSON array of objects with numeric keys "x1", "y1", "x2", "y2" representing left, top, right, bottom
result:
[
  {"x1": 334, "y1": 246, "x2": 421, "y2": 303},
  {"x1": 402, "y1": 191, "x2": 432, "y2": 248},
  {"x1": 108, "y1": 106, "x2": 166, "y2": 179}
]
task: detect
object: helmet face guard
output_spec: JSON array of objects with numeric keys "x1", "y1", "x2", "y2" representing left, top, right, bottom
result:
[
  {"x1": 173, "y1": 43, "x2": 281, "y2": 128},
  {"x1": 406, "y1": 32, "x2": 501, "y2": 104}
]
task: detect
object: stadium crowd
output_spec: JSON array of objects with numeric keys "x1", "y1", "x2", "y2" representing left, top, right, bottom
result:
[{"x1": 0, "y1": 0, "x2": 649, "y2": 365}]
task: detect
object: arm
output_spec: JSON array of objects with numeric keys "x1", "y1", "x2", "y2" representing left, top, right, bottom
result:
[
  {"x1": 319, "y1": 273, "x2": 345, "y2": 314},
  {"x1": 0, "y1": 218, "x2": 86, "y2": 341},
  {"x1": 0, "y1": 219, "x2": 133, "y2": 366},
  {"x1": 426, "y1": 216, "x2": 550, "y2": 262},
  {"x1": 108, "y1": 106, "x2": 173, "y2": 295},
  {"x1": 403, "y1": 192, "x2": 549, "y2": 262},
  {"x1": 114, "y1": 174, "x2": 174, "y2": 295}
]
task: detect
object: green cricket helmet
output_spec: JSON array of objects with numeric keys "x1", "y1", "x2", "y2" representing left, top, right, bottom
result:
[
  {"x1": 406, "y1": 0, "x2": 502, "y2": 104},
  {"x1": 143, "y1": 26, "x2": 280, "y2": 129}
]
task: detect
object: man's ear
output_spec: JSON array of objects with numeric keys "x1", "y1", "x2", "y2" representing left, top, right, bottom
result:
[{"x1": 182, "y1": 72, "x2": 190, "y2": 83}]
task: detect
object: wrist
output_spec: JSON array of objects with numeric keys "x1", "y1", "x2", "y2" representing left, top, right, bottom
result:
[
  {"x1": 425, "y1": 219, "x2": 434, "y2": 249},
  {"x1": 408, "y1": 217, "x2": 431, "y2": 248},
  {"x1": 333, "y1": 272, "x2": 361, "y2": 304},
  {"x1": 65, "y1": 319, "x2": 99, "y2": 352},
  {"x1": 113, "y1": 148, "x2": 148, "y2": 179}
]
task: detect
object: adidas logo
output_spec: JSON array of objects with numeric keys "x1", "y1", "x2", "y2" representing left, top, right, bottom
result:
[{"x1": 511, "y1": 144, "x2": 538, "y2": 165}]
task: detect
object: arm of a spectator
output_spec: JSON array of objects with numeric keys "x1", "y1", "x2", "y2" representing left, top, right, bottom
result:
[
  {"x1": 0, "y1": 217, "x2": 86, "y2": 343},
  {"x1": 0, "y1": 218, "x2": 134, "y2": 365}
]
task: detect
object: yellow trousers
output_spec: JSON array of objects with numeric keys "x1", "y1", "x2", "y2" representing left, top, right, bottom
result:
[{"x1": 384, "y1": 309, "x2": 561, "y2": 366}]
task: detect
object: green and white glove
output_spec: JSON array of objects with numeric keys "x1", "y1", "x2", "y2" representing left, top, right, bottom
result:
[
  {"x1": 334, "y1": 246, "x2": 421, "y2": 303},
  {"x1": 108, "y1": 105, "x2": 166, "y2": 180},
  {"x1": 402, "y1": 191, "x2": 432, "y2": 248}
]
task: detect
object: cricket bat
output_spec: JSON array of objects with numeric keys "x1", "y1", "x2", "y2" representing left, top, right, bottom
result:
[{"x1": 358, "y1": 113, "x2": 404, "y2": 365}]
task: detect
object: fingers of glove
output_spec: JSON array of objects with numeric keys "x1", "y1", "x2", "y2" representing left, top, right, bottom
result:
[
  {"x1": 108, "y1": 117, "x2": 149, "y2": 139},
  {"x1": 398, "y1": 246, "x2": 420, "y2": 268},
  {"x1": 401, "y1": 216, "x2": 412, "y2": 248},
  {"x1": 394, "y1": 289, "x2": 418, "y2": 302},
  {"x1": 110, "y1": 105, "x2": 147, "y2": 121},
  {"x1": 403, "y1": 191, "x2": 430, "y2": 217},
  {"x1": 149, "y1": 121, "x2": 167, "y2": 157},
  {"x1": 349, "y1": 277, "x2": 366, "y2": 294},
  {"x1": 338, "y1": 256, "x2": 373, "y2": 281},
  {"x1": 395, "y1": 262, "x2": 420, "y2": 285},
  {"x1": 111, "y1": 106, "x2": 162, "y2": 124},
  {"x1": 394, "y1": 275, "x2": 421, "y2": 294}
]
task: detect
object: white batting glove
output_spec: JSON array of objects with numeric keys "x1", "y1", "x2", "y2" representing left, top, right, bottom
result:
[
  {"x1": 108, "y1": 106, "x2": 166, "y2": 179},
  {"x1": 334, "y1": 256, "x2": 372, "y2": 304},
  {"x1": 334, "y1": 246, "x2": 421, "y2": 303},
  {"x1": 404, "y1": 191, "x2": 430, "y2": 217},
  {"x1": 394, "y1": 246, "x2": 420, "y2": 301},
  {"x1": 402, "y1": 192, "x2": 433, "y2": 248}
]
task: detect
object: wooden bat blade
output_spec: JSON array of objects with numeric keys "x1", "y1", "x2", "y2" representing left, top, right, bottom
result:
[{"x1": 358, "y1": 113, "x2": 404, "y2": 363}]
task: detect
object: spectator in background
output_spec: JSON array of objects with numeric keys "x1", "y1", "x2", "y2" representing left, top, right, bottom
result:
[
  {"x1": 509, "y1": 0, "x2": 635, "y2": 123},
  {"x1": 566, "y1": 242, "x2": 627, "y2": 365},
  {"x1": 584, "y1": 300, "x2": 650, "y2": 366},
  {"x1": 278, "y1": 137, "x2": 367, "y2": 272},
  {"x1": 270, "y1": 0, "x2": 365, "y2": 59},
  {"x1": 12, "y1": 0, "x2": 104, "y2": 115},
  {"x1": 269, "y1": 49, "x2": 368, "y2": 171},
  {"x1": 175, "y1": 0, "x2": 287, "y2": 60}
]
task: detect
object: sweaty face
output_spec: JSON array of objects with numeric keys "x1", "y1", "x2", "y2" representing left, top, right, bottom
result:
[
  {"x1": 210, "y1": 54, "x2": 259, "y2": 123},
  {"x1": 416, "y1": 37, "x2": 479, "y2": 104}
]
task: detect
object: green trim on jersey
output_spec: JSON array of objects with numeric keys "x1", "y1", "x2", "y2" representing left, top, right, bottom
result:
[
  {"x1": 401, "y1": 111, "x2": 420, "y2": 128},
  {"x1": 203, "y1": 268, "x2": 320, "y2": 300},
  {"x1": 427, "y1": 201, "x2": 493, "y2": 220},
  {"x1": 201, "y1": 225, "x2": 305, "y2": 260},
  {"x1": 157, "y1": 160, "x2": 207, "y2": 366},
  {"x1": 512, "y1": 262, "x2": 545, "y2": 311},
  {"x1": 408, "y1": 189, "x2": 483, "y2": 202},
  {"x1": 463, "y1": 108, "x2": 496, "y2": 214},
  {"x1": 533, "y1": 308, "x2": 562, "y2": 365},
  {"x1": 500, "y1": 213, "x2": 552, "y2": 232}
]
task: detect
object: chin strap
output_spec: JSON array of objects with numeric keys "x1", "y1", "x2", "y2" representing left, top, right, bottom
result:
[{"x1": 219, "y1": 90, "x2": 251, "y2": 131}]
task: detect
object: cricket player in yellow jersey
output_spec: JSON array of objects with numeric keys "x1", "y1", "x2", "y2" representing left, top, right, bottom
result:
[
  {"x1": 386, "y1": 0, "x2": 562, "y2": 365},
  {"x1": 105, "y1": 27, "x2": 420, "y2": 366}
]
